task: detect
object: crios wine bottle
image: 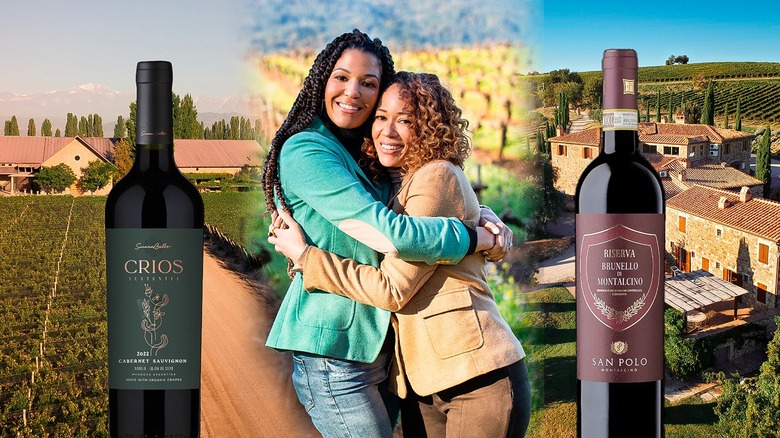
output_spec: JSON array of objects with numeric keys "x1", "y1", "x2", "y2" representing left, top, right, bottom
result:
[
  {"x1": 105, "y1": 61, "x2": 204, "y2": 437},
  {"x1": 575, "y1": 49, "x2": 665, "y2": 438}
]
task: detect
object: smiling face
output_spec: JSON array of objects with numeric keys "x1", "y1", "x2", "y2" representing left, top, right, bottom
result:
[
  {"x1": 323, "y1": 49, "x2": 382, "y2": 130},
  {"x1": 371, "y1": 84, "x2": 412, "y2": 169}
]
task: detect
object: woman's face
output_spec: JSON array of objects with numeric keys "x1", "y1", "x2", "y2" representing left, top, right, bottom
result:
[
  {"x1": 323, "y1": 49, "x2": 382, "y2": 130},
  {"x1": 372, "y1": 84, "x2": 411, "y2": 169}
]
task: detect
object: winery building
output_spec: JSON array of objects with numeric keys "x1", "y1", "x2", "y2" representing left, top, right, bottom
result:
[
  {"x1": 0, "y1": 137, "x2": 262, "y2": 196},
  {"x1": 549, "y1": 122, "x2": 756, "y2": 196},
  {"x1": 666, "y1": 184, "x2": 780, "y2": 308}
]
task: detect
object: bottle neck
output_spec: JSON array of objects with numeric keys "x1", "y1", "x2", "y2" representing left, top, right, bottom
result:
[
  {"x1": 601, "y1": 129, "x2": 639, "y2": 155},
  {"x1": 134, "y1": 143, "x2": 175, "y2": 172}
]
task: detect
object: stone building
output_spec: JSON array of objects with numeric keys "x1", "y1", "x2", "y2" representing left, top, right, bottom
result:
[
  {"x1": 666, "y1": 184, "x2": 780, "y2": 308},
  {"x1": 549, "y1": 122, "x2": 756, "y2": 195}
]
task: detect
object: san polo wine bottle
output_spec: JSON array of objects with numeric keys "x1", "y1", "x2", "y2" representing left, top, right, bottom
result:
[
  {"x1": 575, "y1": 49, "x2": 665, "y2": 438},
  {"x1": 105, "y1": 61, "x2": 204, "y2": 437}
]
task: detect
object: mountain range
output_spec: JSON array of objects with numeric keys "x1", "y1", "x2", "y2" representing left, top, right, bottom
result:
[{"x1": 0, "y1": 83, "x2": 255, "y2": 135}]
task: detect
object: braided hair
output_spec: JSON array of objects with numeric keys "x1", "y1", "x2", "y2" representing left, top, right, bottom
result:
[{"x1": 261, "y1": 29, "x2": 395, "y2": 215}]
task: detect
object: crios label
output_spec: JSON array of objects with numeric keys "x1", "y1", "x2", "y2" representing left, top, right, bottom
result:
[
  {"x1": 106, "y1": 228, "x2": 203, "y2": 390},
  {"x1": 576, "y1": 214, "x2": 664, "y2": 383}
]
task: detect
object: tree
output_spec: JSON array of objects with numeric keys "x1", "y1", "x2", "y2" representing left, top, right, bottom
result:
[
  {"x1": 28, "y1": 118, "x2": 36, "y2": 136},
  {"x1": 91, "y1": 113, "x2": 104, "y2": 137},
  {"x1": 756, "y1": 125, "x2": 772, "y2": 198},
  {"x1": 41, "y1": 119, "x2": 53, "y2": 136},
  {"x1": 664, "y1": 308, "x2": 702, "y2": 380},
  {"x1": 127, "y1": 102, "x2": 137, "y2": 147},
  {"x1": 114, "y1": 115, "x2": 126, "y2": 139},
  {"x1": 55, "y1": 128, "x2": 61, "y2": 137},
  {"x1": 5, "y1": 116, "x2": 20, "y2": 135},
  {"x1": 667, "y1": 92, "x2": 674, "y2": 121},
  {"x1": 735, "y1": 97, "x2": 742, "y2": 131},
  {"x1": 555, "y1": 92, "x2": 570, "y2": 132},
  {"x1": 113, "y1": 139, "x2": 135, "y2": 178},
  {"x1": 65, "y1": 113, "x2": 78, "y2": 136},
  {"x1": 79, "y1": 160, "x2": 118, "y2": 193},
  {"x1": 723, "y1": 102, "x2": 729, "y2": 129},
  {"x1": 702, "y1": 80, "x2": 715, "y2": 125},
  {"x1": 683, "y1": 102, "x2": 702, "y2": 124},
  {"x1": 174, "y1": 93, "x2": 201, "y2": 139},
  {"x1": 36, "y1": 163, "x2": 77, "y2": 194},
  {"x1": 78, "y1": 116, "x2": 88, "y2": 136},
  {"x1": 712, "y1": 316, "x2": 780, "y2": 437},
  {"x1": 582, "y1": 77, "x2": 603, "y2": 110}
]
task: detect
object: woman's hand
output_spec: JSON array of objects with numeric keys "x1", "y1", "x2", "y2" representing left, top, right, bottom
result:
[
  {"x1": 267, "y1": 209, "x2": 308, "y2": 267},
  {"x1": 477, "y1": 206, "x2": 513, "y2": 262}
]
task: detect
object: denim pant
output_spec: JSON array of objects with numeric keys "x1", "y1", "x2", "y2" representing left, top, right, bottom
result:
[{"x1": 291, "y1": 351, "x2": 398, "y2": 438}]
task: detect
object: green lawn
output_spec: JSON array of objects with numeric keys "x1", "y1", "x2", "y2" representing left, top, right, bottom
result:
[{"x1": 494, "y1": 286, "x2": 720, "y2": 437}]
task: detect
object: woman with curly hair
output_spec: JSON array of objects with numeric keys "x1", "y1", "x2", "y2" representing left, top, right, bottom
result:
[
  {"x1": 269, "y1": 71, "x2": 531, "y2": 437},
  {"x1": 261, "y1": 31, "x2": 511, "y2": 438}
]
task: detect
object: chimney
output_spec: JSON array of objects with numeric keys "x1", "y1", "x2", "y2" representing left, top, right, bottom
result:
[
  {"x1": 677, "y1": 170, "x2": 687, "y2": 181},
  {"x1": 718, "y1": 196, "x2": 730, "y2": 209},
  {"x1": 556, "y1": 125, "x2": 564, "y2": 137},
  {"x1": 739, "y1": 186, "x2": 752, "y2": 203}
]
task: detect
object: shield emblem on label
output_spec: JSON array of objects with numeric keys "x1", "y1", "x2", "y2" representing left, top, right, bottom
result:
[{"x1": 578, "y1": 224, "x2": 661, "y2": 332}]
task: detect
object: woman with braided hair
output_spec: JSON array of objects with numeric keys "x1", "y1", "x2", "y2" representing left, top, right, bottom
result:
[
  {"x1": 270, "y1": 71, "x2": 531, "y2": 437},
  {"x1": 261, "y1": 30, "x2": 511, "y2": 437}
]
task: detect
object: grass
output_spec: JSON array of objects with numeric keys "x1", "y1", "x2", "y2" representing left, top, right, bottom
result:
[{"x1": 491, "y1": 285, "x2": 721, "y2": 436}]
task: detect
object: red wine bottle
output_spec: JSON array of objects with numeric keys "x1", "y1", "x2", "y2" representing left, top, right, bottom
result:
[
  {"x1": 105, "y1": 61, "x2": 204, "y2": 437},
  {"x1": 575, "y1": 49, "x2": 665, "y2": 438}
]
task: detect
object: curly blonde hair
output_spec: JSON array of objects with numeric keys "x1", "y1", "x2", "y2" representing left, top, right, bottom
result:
[{"x1": 362, "y1": 71, "x2": 471, "y2": 177}]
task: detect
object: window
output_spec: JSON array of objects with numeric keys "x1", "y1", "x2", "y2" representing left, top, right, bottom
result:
[
  {"x1": 663, "y1": 146, "x2": 680, "y2": 156},
  {"x1": 74, "y1": 155, "x2": 80, "y2": 161},
  {"x1": 643, "y1": 144, "x2": 658, "y2": 154},
  {"x1": 759, "y1": 243, "x2": 770, "y2": 264},
  {"x1": 557, "y1": 144, "x2": 567, "y2": 156},
  {"x1": 724, "y1": 144, "x2": 731, "y2": 155},
  {"x1": 679, "y1": 216, "x2": 687, "y2": 233},
  {"x1": 582, "y1": 147, "x2": 593, "y2": 159},
  {"x1": 715, "y1": 261, "x2": 721, "y2": 269},
  {"x1": 716, "y1": 228, "x2": 722, "y2": 237},
  {"x1": 757, "y1": 283, "x2": 768, "y2": 304}
]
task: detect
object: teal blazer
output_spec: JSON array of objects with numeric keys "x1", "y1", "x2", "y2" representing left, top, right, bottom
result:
[{"x1": 265, "y1": 117, "x2": 471, "y2": 362}]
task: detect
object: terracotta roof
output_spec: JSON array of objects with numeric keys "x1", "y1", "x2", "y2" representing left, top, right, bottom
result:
[
  {"x1": 0, "y1": 136, "x2": 72, "y2": 164},
  {"x1": 661, "y1": 178, "x2": 685, "y2": 198},
  {"x1": 640, "y1": 133, "x2": 709, "y2": 146},
  {"x1": 675, "y1": 163, "x2": 763, "y2": 189},
  {"x1": 639, "y1": 122, "x2": 754, "y2": 142},
  {"x1": 548, "y1": 128, "x2": 601, "y2": 146},
  {"x1": 667, "y1": 185, "x2": 780, "y2": 242},
  {"x1": 0, "y1": 137, "x2": 262, "y2": 169},
  {"x1": 643, "y1": 154, "x2": 681, "y2": 171},
  {"x1": 173, "y1": 139, "x2": 263, "y2": 168}
]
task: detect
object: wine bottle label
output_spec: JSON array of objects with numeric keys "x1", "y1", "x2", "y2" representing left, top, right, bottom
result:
[
  {"x1": 601, "y1": 109, "x2": 638, "y2": 131},
  {"x1": 576, "y1": 214, "x2": 663, "y2": 382},
  {"x1": 106, "y1": 228, "x2": 203, "y2": 390}
]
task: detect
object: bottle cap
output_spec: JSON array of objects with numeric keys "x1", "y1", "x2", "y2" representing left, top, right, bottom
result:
[
  {"x1": 136, "y1": 61, "x2": 173, "y2": 85},
  {"x1": 602, "y1": 49, "x2": 638, "y2": 111}
]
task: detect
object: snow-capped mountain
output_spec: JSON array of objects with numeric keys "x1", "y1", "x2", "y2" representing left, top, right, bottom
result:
[{"x1": 0, "y1": 84, "x2": 253, "y2": 134}]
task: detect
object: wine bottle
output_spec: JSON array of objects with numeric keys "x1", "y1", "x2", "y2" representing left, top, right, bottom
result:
[
  {"x1": 105, "y1": 61, "x2": 204, "y2": 437},
  {"x1": 575, "y1": 49, "x2": 665, "y2": 438}
]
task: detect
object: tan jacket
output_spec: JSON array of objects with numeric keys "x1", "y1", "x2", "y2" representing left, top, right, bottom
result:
[{"x1": 299, "y1": 160, "x2": 525, "y2": 397}]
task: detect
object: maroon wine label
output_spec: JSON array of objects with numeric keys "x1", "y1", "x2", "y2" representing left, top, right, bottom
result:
[{"x1": 576, "y1": 213, "x2": 664, "y2": 382}]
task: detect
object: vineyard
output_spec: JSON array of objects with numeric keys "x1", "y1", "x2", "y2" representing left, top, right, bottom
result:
[
  {"x1": 0, "y1": 196, "x2": 108, "y2": 436},
  {"x1": 251, "y1": 44, "x2": 535, "y2": 159},
  {"x1": 0, "y1": 193, "x2": 276, "y2": 435}
]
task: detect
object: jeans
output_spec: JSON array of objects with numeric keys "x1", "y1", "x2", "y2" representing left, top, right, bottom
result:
[{"x1": 291, "y1": 351, "x2": 398, "y2": 438}]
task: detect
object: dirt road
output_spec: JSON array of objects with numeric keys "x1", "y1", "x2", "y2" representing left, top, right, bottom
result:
[{"x1": 200, "y1": 251, "x2": 320, "y2": 437}]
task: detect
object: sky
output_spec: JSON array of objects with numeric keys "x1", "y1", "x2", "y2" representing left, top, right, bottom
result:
[
  {"x1": 535, "y1": 0, "x2": 780, "y2": 72},
  {"x1": 0, "y1": 0, "x2": 252, "y2": 97},
  {"x1": 3, "y1": 0, "x2": 780, "y2": 97}
]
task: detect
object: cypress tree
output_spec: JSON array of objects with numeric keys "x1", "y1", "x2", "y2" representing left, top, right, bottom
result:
[
  {"x1": 668, "y1": 93, "x2": 673, "y2": 121},
  {"x1": 655, "y1": 90, "x2": 661, "y2": 122},
  {"x1": 735, "y1": 97, "x2": 742, "y2": 131},
  {"x1": 723, "y1": 102, "x2": 729, "y2": 129},
  {"x1": 756, "y1": 125, "x2": 773, "y2": 198},
  {"x1": 702, "y1": 80, "x2": 715, "y2": 125}
]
